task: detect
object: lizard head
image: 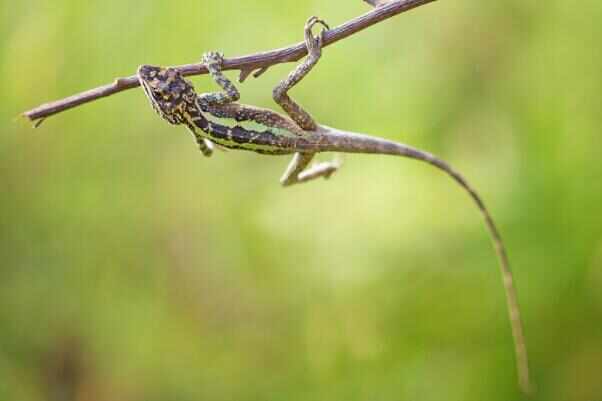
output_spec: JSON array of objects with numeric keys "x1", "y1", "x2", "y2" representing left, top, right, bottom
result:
[{"x1": 137, "y1": 65, "x2": 198, "y2": 125}]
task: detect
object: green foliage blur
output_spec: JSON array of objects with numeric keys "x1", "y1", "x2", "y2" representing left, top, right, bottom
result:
[{"x1": 2, "y1": 1, "x2": 602, "y2": 400}]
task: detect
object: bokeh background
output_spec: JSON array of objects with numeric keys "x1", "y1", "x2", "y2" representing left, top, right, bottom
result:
[{"x1": 2, "y1": 1, "x2": 602, "y2": 400}]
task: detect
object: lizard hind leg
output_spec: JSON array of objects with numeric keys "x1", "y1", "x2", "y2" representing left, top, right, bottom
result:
[
  {"x1": 274, "y1": 17, "x2": 341, "y2": 187},
  {"x1": 272, "y1": 16, "x2": 329, "y2": 131},
  {"x1": 280, "y1": 152, "x2": 341, "y2": 187}
]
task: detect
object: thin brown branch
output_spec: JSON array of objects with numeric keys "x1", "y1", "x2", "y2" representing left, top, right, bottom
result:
[{"x1": 22, "y1": 0, "x2": 437, "y2": 124}]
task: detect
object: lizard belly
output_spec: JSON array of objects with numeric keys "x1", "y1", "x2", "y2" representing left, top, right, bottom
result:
[{"x1": 199, "y1": 112, "x2": 298, "y2": 155}]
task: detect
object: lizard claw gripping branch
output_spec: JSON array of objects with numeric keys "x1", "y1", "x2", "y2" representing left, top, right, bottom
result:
[{"x1": 138, "y1": 15, "x2": 531, "y2": 394}]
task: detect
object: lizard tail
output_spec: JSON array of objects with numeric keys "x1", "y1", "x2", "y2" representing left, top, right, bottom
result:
[{"x1": 314, "y1": 126, "x2": 531, "y2": 394}]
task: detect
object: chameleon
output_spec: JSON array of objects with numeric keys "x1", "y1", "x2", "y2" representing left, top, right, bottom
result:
[{"x1": 138, "y1": 16, "x2": 531, "y2": 393}]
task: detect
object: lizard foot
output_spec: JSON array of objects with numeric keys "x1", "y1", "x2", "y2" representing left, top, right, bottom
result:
[
  {"x1": 298, "y1": 159, "x2": 341, "y2": 182},
  {"x1": 304, "y1": 16, "x2": 329, "y2": 55},
  {"x1": 202, "y1": 51, "x2": 225, "y2": 70}
]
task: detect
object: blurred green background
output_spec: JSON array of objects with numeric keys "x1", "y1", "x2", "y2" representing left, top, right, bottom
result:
[{"x1": 2, "y1": 1, "x2": 602, "y2": 400}]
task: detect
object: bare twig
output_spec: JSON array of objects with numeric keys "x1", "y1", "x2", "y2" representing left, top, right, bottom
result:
[{"x1": 22, "y1": 0, "x2": 436, "y2": 124}]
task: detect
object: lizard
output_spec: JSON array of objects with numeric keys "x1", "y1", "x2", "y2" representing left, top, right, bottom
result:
[{"x1": 137, "y1": 16, "x2": 531, "y2": 393}]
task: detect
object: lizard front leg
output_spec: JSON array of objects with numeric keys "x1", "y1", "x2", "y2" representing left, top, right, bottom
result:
[
  {"x1": 193, "y1": 51, "x2": 243, "y2": 154},
  {"x1": 186, "y1": 124, "x2": 214, "y2": 157},
  {"x1": 197, "y1": 51, "x2": 240, "y2": 108},
  {"x1": 274, "y1": 16, "x2": 340, "y2": 186}
]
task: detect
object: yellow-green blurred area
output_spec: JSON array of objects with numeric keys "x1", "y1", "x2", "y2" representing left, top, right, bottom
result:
[{"x1": 2, "y1": 0, "x2": 602, "y2": 400}]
